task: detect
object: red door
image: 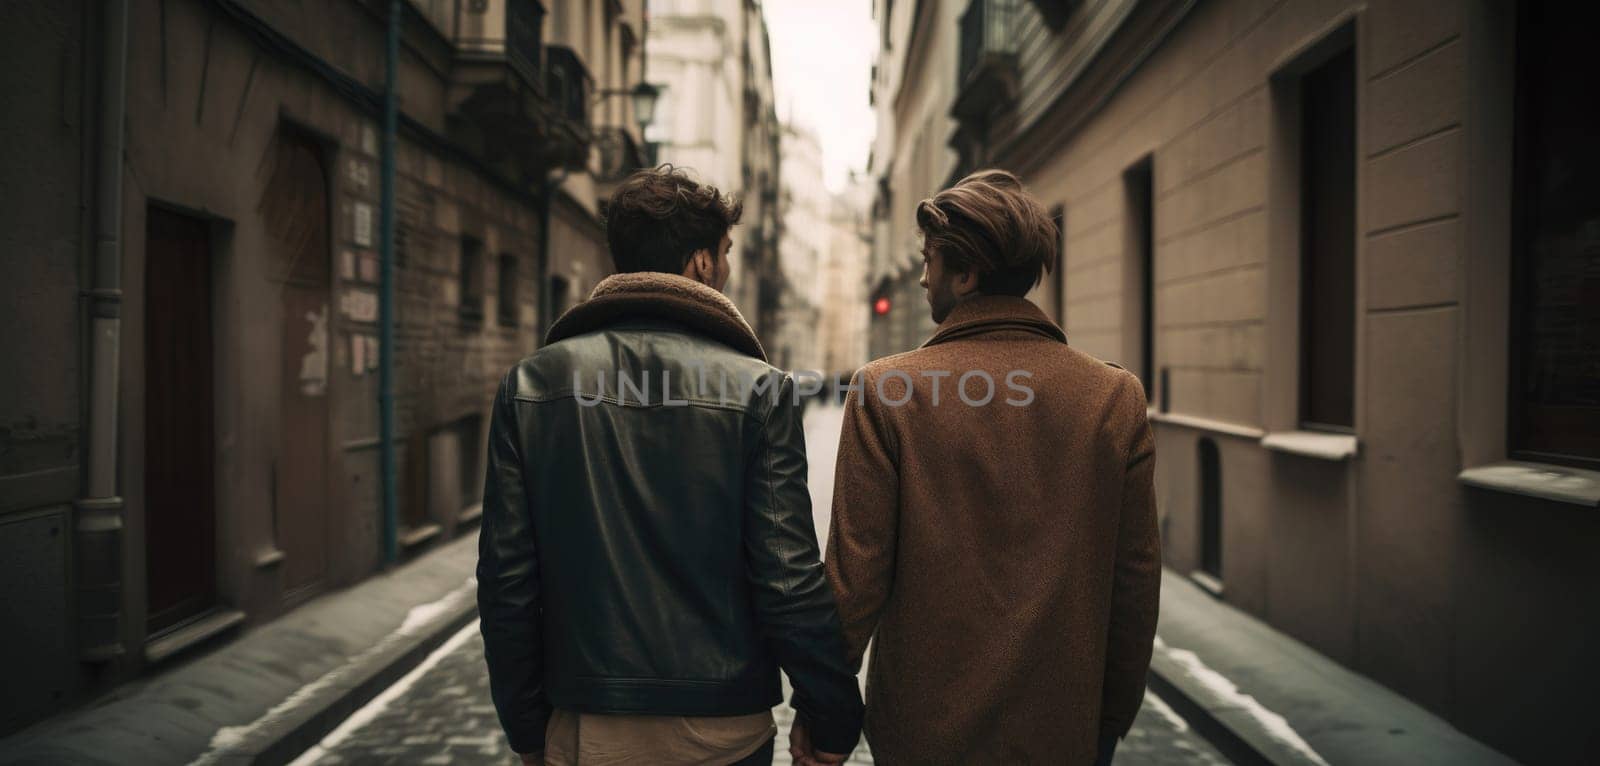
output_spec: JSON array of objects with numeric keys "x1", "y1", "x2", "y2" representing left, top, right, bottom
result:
[
  {"x1": 144, "y1": 207, "x2": 218, "y2": 632},
  {"x1": 261, "y1": 133, "x2": 332, "y2": 600}
]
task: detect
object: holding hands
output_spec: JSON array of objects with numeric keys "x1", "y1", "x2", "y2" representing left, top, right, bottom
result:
[{"x1": 788, "y1": 714, "x2": 850, "y2": 766}]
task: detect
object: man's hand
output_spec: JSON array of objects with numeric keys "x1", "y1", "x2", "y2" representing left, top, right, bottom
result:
[
  {"x1": 788, "y1": 716, "x2": 849, "y2": 766},
  {"x1": 517, "y1": 750, "x2": 543, "y2": 765},
  {"x1": 1092, "y1": 731, "x2": 1119, "y2": 766},
  {"x1": 788, "y1": 716, "x2": 812, "y2": 762}
]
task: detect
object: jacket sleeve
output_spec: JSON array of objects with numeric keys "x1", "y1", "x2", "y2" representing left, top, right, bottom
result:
[
  {"x1": 1099, "y1": 372, "x2": 1162, "y2": 740},
  {"x1": 744, "y1": 373, "x2": 865, "y2": 756},
  {"x1": 477, "y1": 370, "x2": 551, "y2": 755},
  {"x1": 823, "y1": 368, "x2": 899, "y2": 668}
]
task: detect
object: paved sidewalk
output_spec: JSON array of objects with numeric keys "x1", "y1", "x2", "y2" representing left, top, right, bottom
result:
[
  {"x1": 0, "y1": 534, "x2": 480, "y2": 766},
  {"x1": 1151, "y1": 571, "x2": 1515, "y2": 766}
]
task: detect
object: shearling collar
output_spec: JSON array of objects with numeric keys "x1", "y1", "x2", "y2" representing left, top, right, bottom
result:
[
  {"x1": 545, "y1": 272, "x2": 768, "y2": 361},
  {"x1": 921, "y1": 295, "x2": 1067, "y2": 348}
]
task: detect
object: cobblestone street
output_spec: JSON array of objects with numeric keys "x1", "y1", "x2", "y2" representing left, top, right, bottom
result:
[
  {"x1": 289, "y1": 405, "x2": 1228, "y2": 765},
  {"x1": 295, "y1": 618, "x2": 1225, "y2": 765}
]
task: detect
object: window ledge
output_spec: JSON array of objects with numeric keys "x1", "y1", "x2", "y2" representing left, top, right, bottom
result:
[
  {"x1": 1147, "y1": 409, "x2": 1266, "y2": 440},
  {"x1": 1457, "y1": 461, "x2": 1600, "y2": 507},
  {"x1": 254, "y1": 547, "x2": 286, "y2": 569},
  {"x1": 399, "y1": 523, "x2": 443, "y2": 550},
  {"x1": 1260, "y1": 430, "x2": 1359, "y2": 461},
  {"x1": 1188, "y1": 571, "x2": 1225, "y2": 598},
  {"x1": 144, "y1": 609, "x2": 246, "y2": 665}
]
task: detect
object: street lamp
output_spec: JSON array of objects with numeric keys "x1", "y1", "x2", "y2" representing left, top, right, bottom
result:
[
  {"x1": 629, "y1": 81, "x2": 660, "y2": 135},
  {"x1": 595, "y1": 81, "x2": 662, "y2": 137}
]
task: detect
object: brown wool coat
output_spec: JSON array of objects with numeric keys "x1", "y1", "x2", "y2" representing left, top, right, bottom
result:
[{"x1": 825, "y1": 296, "x2": 1160, "y2": 765}]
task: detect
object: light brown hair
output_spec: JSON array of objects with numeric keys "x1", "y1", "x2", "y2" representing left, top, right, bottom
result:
[{"x1": 915, "y1": 169, "x2": 1058, "y2": 296}]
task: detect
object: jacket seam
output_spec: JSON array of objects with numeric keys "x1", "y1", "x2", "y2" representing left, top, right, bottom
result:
[
  {"x1": 516, "y1": 391, "x2": 755, "y2": 413},
  {"x1": 1119, "y1": 370, "x2": 1146, "y2": 469},
  {"x1": 572, "y1": 676, "x2": 740, "y2": 687},
  {"x1": 858, "y1": 369, "x2": 900, "y2": 459},
  {"x1": 760, "y1": 418, "x2": 791, "y2": 597}
]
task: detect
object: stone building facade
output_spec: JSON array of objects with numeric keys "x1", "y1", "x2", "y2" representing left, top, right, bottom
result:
[
  {"x1": 774, "y1": 123, "x2": 827, "y2": 371},
  {"x1": 0, "y1": 0, "x2": 649, "y2": 736},
  {"x1": 872, "y1": 0, "x2": 1599, "y2": 762},
  {"x1": 645, "y1": 0, "x2": 784, "y2": 345},
  {"x1": 816, "y1": 177, "x2": 874, "y2": 375},
  {"x1": 865, "y1": 0, "x2": 948, "y2": 360}
]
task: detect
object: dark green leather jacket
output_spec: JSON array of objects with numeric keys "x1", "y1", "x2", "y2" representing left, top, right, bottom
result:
[{"x1": 477, "y1": 272, "x2": 864, "y2": 756}]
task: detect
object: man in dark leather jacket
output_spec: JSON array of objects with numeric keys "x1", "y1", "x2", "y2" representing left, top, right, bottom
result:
[{"x1": 478, "y1": 167, "x2": 864, "y2": 765}]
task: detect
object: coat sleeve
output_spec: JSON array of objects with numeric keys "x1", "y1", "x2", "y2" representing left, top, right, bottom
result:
[
  {"x1": 1099, "y1": 372, "x2": 1162, "y2": 740},
  {"x1": 824, "y1": 368, "x2": 900, "y2": 669},
  {"x1": 476, "y1": 370, "x2": 552, "y2": 755},
  {"x1": 743, "y1": 373, "x2": 865, "y2": 756}
]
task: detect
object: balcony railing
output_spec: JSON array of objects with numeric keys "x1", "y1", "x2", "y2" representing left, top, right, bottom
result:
[
  {"x1": 545, "y1": 45, "x2": 592, "y2": 126},
  {"x1": 953, "y1": 0, "x2": 1022, "y2": 120},
  {"x1": 453, "y1": 0, "x2": 546, "y2": 90},
  {"x1": 1028, "y1": 0, "x2": 1075, "y2": 30},
  {"x1": 506, "y1": 0, "x2": 544, "y2": 85},
  {"x1": 446, "y1": 0, "x2": 557, "y2": 183},
  {"x1": 541, "y1": 45, "x2": 594, "y2": 170}
]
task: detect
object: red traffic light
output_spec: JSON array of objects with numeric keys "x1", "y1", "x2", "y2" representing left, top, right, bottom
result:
[{"x1": 873, "y1": 296, "x2": 891, "y2": 316}]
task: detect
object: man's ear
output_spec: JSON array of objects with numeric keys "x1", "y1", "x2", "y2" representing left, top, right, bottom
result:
[
  {"x1": 684, "y1": 248, "x2": 713, "y2": 283},
  {"x1": 952, "y1": 268, "x2": 981, "y2": 297}
]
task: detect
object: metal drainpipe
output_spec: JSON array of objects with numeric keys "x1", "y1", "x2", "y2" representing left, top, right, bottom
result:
[
  {"x1": 379, "y1": 0, "x2": 399, "y2": 566},
  {"x1": 77, "y1": 0, "x2": 130, "y2": 662},
  {"x1": 536, "y1": 169, "x2": 570, "y2": 343},
  {"x1": 537, "y1": 184, "x2": 550, "y2": 340},
  {"x1": 536, "y1": 187, "x2": 552, "y2": 342}
]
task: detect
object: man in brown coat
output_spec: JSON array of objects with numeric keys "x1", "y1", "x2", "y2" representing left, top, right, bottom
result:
[{"x1": 822, "y1": 170, "x2": 1160, "y2": 765}]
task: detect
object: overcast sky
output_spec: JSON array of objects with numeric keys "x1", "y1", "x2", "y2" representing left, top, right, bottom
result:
[{"x1": 764, "y1": 0, "x2": 877, "y2": 193}]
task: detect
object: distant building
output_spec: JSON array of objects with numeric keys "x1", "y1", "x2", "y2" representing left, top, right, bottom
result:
[
  {"x1": 874, "y1": 0, "x2": 1599, "y2": 763},
  {"x1": 866, "y1": 0, "x2": 944, "y2": 359},
  {"x1": 646, "y1": 0, "x2": 783, "y2": 347},
  {"x1": 0, "y1": 0, "x2": 650, "y2": 735},
  {"x1": 817, "y1": 176, "x2": 874, "y2": 374},
  {"x1": 775, "y1": 123, "x2": 828, "y2": 370}
]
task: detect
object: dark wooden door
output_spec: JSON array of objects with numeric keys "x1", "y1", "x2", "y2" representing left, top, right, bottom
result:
[
  {"x1": 144, "y1": 207, "x2": 217, "y2": 632},
  {"x1": 262, "y1": 134, "x2": 332, "y2": 599},
  {"x1": 279, "y1": 283, "x2": 330, "y2": 596}
]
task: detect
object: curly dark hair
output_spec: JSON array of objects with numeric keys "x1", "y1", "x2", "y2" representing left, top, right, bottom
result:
[
  {"x1": 916, "y1": 169, "x2": 1058, "y2": 297},
  {"x1": 603, "y1": 165, "x2": 744, "y2": 274}
]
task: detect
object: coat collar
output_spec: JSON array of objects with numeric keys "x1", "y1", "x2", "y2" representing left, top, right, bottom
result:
[
  {"x1": 921, "y1": 295, "x2": 1067, "y2": 348},
  {"x1": 545, "y1": 272, "x2": 768, "y2": 362}
]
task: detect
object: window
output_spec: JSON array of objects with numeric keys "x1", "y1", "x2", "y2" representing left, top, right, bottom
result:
[
  {"x1": 1509, "y1": 1, "x2": 1600, "y2": 466},
  {"x1": 1298, "y1": 47, "x2": 1356, "y2": 431},
  {"x1": 459, "y1": 235, "x2": 484, "y2": 324},
  {"x1": 412, "y1": 0, "x2": 453, "y2": 37},
  {"x1": 497, "y1": 253, "x2": 518, "y2": 327},
  {"x1": 1028, "y1": 0, "x2": 1074, "y2": 30},
  {"x1": 427, "y1": 414, "x2": 484, "y2": 526},
  {"x1": 549, "y1": 274, "x2": 572, "y2": 321},
  {"x1": 1050, "y1": 204, "x2": 1065, "y2": 327},
  {"x1": 1198, "y1": 438, "x2": 1223, "y2": 582},
  {"x1": 455, "y1": 415, "x2": 484, "y2": 511},
  {"x1": 882, "y1": 0, "x2": 894, "y2": 49},
  {"x1": 1123, "y1": 158, "x2": 1154, "y2": 399}
]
